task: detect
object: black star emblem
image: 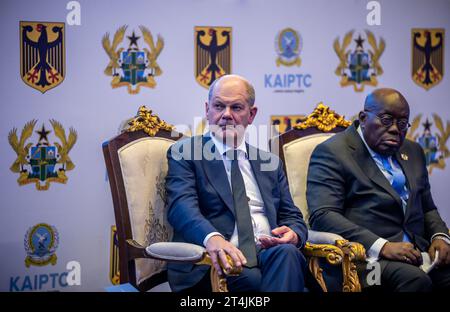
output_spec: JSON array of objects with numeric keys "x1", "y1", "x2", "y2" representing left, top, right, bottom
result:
[
  {"x1": 423, "y1": 118, "x2": 432, "y2": 131},
  {"x1": 36, "y1": 124, "x2": 51, "y2": 144},
  {"x1": 127, "y1": 31, "x2": 140, "y2": 48},
  {"x1": 354, "y1": 35, "x2": 365, "y2": 48}
]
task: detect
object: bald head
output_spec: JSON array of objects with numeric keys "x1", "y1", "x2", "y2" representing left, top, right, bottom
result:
[
  {"x1": 208, "y1": 74, "x2": 255, "y2": 107},
  {"x1": 364, "y1": 88, "x2": 409, "y2": 115}
]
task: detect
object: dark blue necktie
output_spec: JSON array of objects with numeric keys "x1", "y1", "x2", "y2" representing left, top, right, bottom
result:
[{"x1": 228, "y1": 150, "x2": 258, "y2": 268}]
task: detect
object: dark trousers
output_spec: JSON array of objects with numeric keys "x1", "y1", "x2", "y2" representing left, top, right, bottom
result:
[
  {"x1": 359, "y1": 260, "x2": 450, "y2": 292},
  {"x1": 185, "y1": 244, "x2": 307, "y2": 292}
]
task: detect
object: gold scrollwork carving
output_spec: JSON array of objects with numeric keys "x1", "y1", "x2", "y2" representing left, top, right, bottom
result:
[
  {"x1": 126, "y1": 106, "x2": 173, "y2": 136},
  {"x1": 336, "y1": 239, "x2": 366, "y2": 292},
  {"x1": 196, "y1": 253, "x2": 242, "y2": 292},
  {"x1": 303, "y1": 242, "x2": 344, "y2": 292},
  {"x1": 303, "y1": 242, "x2": 344, "y2": 265},
  {"x1": 294, "y1": 103, "x2": 351, "y2": 132},
  {"x1": 210, "y1": 267, "x2": 228, "y2": 292},
  {"x1": 309, "y1": 257, "x2": 328, "y2": 292}
]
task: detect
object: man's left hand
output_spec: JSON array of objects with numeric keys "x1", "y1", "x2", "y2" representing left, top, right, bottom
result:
[
  {"x1": 258, "y1": 226, "x2": 299, "y2": 249},
  {"x1": 428, "y1": 238, "x2": 450, "y2": 267}
]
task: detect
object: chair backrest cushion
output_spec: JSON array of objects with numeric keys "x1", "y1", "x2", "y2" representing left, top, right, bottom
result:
[
  {"x1": 118, "y1": 136, "x2": 174, "y2": 285},
  {"x1": 283, "y1": 133, "x2": 336, "y2": 226}
]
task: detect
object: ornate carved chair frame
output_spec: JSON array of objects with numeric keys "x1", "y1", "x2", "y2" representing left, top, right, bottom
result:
[
  {"x1": 103, "y1": 107, "x2": 239, "y2": 292},
  {"x1": 271, "y1": 103, "x2": 367, "y2": 292}
]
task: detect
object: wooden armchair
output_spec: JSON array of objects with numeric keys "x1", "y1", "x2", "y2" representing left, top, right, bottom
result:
[
  {"x1": 103, "y1": 106, "x2": 240, "y2": 291},
  {"x1": 271, "y1": 103, "x2": 367, "y2": 292}
]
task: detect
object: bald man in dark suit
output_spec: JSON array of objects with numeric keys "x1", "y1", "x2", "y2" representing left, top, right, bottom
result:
[{"x1": 307, "y1": 89, "x2": 450, "y2": 291}]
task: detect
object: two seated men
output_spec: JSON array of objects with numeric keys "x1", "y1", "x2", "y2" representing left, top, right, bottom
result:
[{"x1": 165, "y1": 74, "x2": 450, "y2": 292}]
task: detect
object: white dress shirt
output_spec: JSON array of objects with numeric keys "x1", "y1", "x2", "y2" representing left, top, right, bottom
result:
[{"x1": 202, "y1": 133, "x2": 272, "y2": 247}]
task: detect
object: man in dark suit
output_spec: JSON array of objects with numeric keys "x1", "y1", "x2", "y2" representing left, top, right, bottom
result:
[
  {"x1": 165, "y1": 74, "x2": 308, "y2": 292},
  {"x1": 307, "y1": 88, "x2": 450, "y2": 291}
]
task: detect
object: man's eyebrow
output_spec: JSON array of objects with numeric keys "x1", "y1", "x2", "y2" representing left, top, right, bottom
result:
[
  {"x1": 379, "y1": 112, "x2": 409, "y2": 119},
  {"x1": 375, "y1": 108, "x2": 392, "y2": 115}
]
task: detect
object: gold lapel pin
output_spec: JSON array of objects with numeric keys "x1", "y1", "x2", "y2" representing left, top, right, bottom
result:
[{"x1": 401, "y1": 153, "x2": 408, "y2": 161}]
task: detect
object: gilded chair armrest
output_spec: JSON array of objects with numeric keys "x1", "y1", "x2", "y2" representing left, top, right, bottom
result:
[
  {"x1": 303, "y1": 242, "x2": 344, "y2": 266},
  {"x1": 303, "y1": 242, "x2": 345, "y2": 292},
  {"x1": 307, "y1": 230, "x2": 344, "y2": 245},
  {"x1": 335, "y1": 240, "x2": 366, "y2": 292},
  {"x1": 335, "y1": 240, "x2": 366, "y2": 262}
]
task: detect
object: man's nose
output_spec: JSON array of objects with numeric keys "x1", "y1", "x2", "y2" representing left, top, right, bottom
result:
[
  {"x1": 222, "y1": 107, "x2": 233, "y2": 119},
  {"x1": 387, "y1": 122, "x2": 400, "y2": 134}
]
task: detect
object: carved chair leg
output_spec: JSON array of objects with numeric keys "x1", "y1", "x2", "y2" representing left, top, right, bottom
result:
[
  {"x1": 342, "y1": 253, "x2": 361, "y2": 292},
  {"x1": 303, "y1": 242, "x2": 345, "y2": 292},
  {"x1": 198, "y1": 253, "x2": 240, "y2": 292},
  {"x1": 336, "y1": 240, "x2": 365, "y2": 292},
  {"x1": 309, "y1": 257, "x2": 328, "y2": 292},
  {"x1": 210, "y1": 266, "x2": 228, "y2": 292}
]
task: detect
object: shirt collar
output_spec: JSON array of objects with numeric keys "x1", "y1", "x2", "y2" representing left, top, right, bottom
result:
[{"x1": 209, "y1": 131, "x2": 248, "y2": 159}]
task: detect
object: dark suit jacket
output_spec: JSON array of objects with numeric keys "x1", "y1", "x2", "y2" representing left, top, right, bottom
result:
[
  {"x1": 307, "y1": 121, "x2": 448, "y2": 252},
  {"x1": 165, "y1": 135, "x2": 307, "y2": 291}
]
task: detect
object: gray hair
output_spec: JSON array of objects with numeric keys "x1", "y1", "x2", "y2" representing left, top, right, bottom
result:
[{"x1": 208, "y1": 74, "x2": 255, "y2": 106}]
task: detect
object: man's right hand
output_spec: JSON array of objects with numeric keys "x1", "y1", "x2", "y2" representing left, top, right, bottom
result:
[
  {"x1": 205, "y1": 235, "x2": 247, "y2": 276},
  {"x1": 380, "y1": 242, "x2": 423, "y2": 265}
]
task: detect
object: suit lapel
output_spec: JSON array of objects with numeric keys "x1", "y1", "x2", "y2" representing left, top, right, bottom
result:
[
  {"x1": 201, "y1": 136, "x2": 235, "y2": 215},
  {"x1": 346, "y1": 122, "x2": 403, "y2": 208},
  {"x1": 394, "y1": 146, "x2": 415, "y2": 220}
]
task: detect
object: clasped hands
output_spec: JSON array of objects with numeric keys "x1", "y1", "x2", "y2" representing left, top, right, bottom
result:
[{"x1": 205, "y1": 226, "x2": 299, "y2": 276}]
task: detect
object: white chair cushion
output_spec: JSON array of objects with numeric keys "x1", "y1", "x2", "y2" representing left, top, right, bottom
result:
[
  {"x1": 307, "y1": 230, "x2": 344, "y2": 245},
  {"x1": 146, "y1": 242, "x2": 205, "y2": 262},
  {"x1": 283, "y1": 133, "x2": 335, "y2": 226},
  {"x1": 118, "y1": 137, "x2": 175, "y2": 285}
]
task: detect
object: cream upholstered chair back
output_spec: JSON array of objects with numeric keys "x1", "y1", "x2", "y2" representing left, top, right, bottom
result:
[
  {"x1": 272, "y1": 105, "x2": 366, "y2": 293},
  {"x1": 272, "y1": 103, "x2": 352, "y2": 227},
  {"x1": 283, "y1": 133, "x2": 336, "y2": 225},
  {"x1": 103, "y1": 106, "x2": 185, "y2": 290},
  {"x1": 117, "y1": 136, "x2": 175, "y2": 285}
]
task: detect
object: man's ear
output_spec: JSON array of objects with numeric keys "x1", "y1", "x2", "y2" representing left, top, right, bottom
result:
[
  {"x1": 205, "y1": 102, "x2": 209, "y2": 117},
  {"x1": 249, "y1": 106, "x2": 258, "y2": 124},
  {"x1": 358, "y1": 111, "x2": 366, "y2": 126}
]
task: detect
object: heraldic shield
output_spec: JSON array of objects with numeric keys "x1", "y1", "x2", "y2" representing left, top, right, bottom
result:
[
  {"x1": 102, "y1": 25, "x2": 164, "y2": 94},
  {"x1": 195, "y1": 26, "x2": 232, "y2": 89},
  {"x1": 333, "y1": 30, "x2": 385, "y2": 92},
  {"x1": 20, "y1": 21, "x2": 65, "y2": 93},
  {"x1": 412, "y1": 29, "x2": 445, "y2": 90}
]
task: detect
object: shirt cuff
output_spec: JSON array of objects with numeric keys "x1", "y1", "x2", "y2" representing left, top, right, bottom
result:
[
  {"x1": 203, "y1": 232, "x2": 224, "y2": 247},
  {"x1": 367, "y1": 238, "x2": 388, "y2": 262},
  {"x1": 431, "y1": 232, "x2": 450, "y2": 244}
]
